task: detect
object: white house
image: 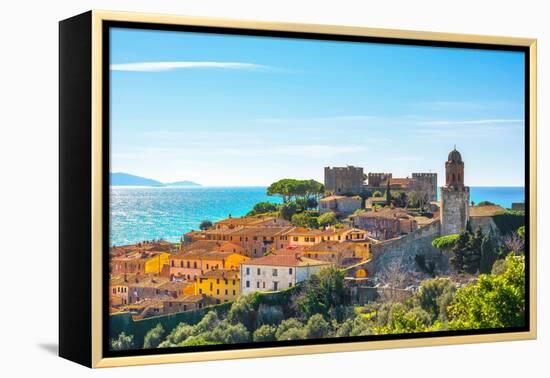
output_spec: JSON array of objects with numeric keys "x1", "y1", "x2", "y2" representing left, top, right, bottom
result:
[{"x1": 240, "y1": 251, "x2": 331, "y2": 294}]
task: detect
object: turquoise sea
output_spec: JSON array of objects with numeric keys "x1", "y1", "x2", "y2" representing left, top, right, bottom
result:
[{"x1": 110, "y1": 186, "x2": 524, "y2": 246}]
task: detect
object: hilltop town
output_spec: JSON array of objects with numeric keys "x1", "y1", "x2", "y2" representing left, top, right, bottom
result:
[{"x1": 109, "y1": 148, "x2": 526, "y2": 349}]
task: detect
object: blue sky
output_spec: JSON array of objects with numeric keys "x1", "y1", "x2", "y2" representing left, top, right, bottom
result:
[{"x1": 110, "y1": 28, "x2": 525, "y2": 187}]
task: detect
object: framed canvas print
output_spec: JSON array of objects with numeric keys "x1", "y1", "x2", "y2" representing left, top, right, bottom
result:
[{"x1": 59, "y1": 10, "x2": 537, "y2": 368}]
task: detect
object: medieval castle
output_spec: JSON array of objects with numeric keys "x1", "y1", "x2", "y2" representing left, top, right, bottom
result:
[{"x1": 324, "y1": 147, "x2": 471, "y2": 239}]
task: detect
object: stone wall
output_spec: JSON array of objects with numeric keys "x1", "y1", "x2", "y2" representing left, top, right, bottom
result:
[
  {"x1": 412, "y1": 172, "x2": 438, "y2": 201},
  {"x1": 324, "y1": 166, "x2": 364, "y2": 195},
  {"x1": 440, "y1": 186, "x2": 470, "y2": 235},
  {"x1": 367, "y1": 220, "x2": 448, "y2": 275}
]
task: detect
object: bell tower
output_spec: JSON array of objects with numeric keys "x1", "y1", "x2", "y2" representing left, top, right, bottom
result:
[
  {"x1": 440, "y1": 147, "x2": 470, "y2": 235},
  {"x1": 445, "y1": 145, "x2": 465, "y2": 189}
]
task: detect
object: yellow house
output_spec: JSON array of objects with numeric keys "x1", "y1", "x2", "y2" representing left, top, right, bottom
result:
[
  {"x1": 111, "y1": 251, "x2": 169, "y2": 275},
  {"x1": 195, "y1": 269, "x2": 240, "y2": 303},
  {"x1": 169, "y1": 251, "x2": 249, "y2": 281},
  {"x1": 144, "y1": 252, "x2": 170, "y2": 274},
  {"x1": 303, "y1": 241, "x2": 370, "y2": 267}
]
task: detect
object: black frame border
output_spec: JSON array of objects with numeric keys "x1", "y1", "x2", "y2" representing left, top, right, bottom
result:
[{"x1": 101, "y1": 20, "x2": 531, "y2": 359}]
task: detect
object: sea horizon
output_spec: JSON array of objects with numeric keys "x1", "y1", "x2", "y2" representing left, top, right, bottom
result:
[{"x1": 109, "y1": 185, "x2": 525, "y2": 247}]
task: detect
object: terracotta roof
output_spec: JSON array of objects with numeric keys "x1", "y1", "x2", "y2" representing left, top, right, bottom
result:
[
  {"x1": 111, "y1": 250, "x2": 168, "y2": 262},
  {"x1": 352, "y1": 208, "x2": 413, "y2": 220},
  {"x1": 243, "y1": 251, "x2": 331, "y2": 268},
  {"x1": 158, "y1": 280, "x2": 192, "y2": 291},
  {"x1": 122, "y1": 275, "x2": 170, "y2": 288},
  {"x1": 230, "y1": 226, "x2": 293, "y2": 237},
  {"x1": 469, "y1": 205, "x2": 505, "y2": 217},
  {"x1": 304, "y1": 241, "x2": 357, "y2": 253},
  {"x1": 389, "y1": 178, "x2": 412, "y2": 187},
  {"x1": 184, "y1": 240, "x2": 221, "y2": 252}
]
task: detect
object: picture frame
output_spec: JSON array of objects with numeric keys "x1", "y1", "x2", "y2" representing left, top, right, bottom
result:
[{"x1": 59, "y1": 10, "x2": 537, "y2": 368}]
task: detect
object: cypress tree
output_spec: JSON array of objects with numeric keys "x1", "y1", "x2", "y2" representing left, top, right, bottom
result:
[
  {"x1": 464, "y1": 227, "x2": 482, "y2": 274},
  {"x1": 480, "y1": 230, "x2": 498, "y2": 274},
  {"x1": 385, "y1": 180, "x2": 392, "y2": 206},
  {"x1": 451, "y1": 230, "x2": 470, "y2": 273}
]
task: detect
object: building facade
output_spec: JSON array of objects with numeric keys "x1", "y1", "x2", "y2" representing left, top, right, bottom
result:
[
  {"x1": 319, "y1": 195, "x2": 362, "y2": 216},
  {"x1": 195, "y1": 269, "x2": 240, "y2": 302},
  {"x1": 440, "y1": 148, "x2": 470, "y2": 235},
  {"x1": 240, "y1": 252, "x2": 331, "y2": 294}
]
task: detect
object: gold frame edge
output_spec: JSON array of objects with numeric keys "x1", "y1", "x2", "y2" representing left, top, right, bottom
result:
[{"x1": 89, "y1": 9, "x2": 538, "y2": 368}]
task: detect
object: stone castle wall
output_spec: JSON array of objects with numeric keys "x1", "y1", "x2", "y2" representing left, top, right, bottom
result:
[
  {"x1": 324, "y1": 166, "x2": 364, "y2": 195},
  {"x1": 440, "y1": 187, "x2": 470, "y2": 235},
  {"x1": 412, "y1": 172, "x2": 438, "y2": 201},
  {"x1": 368, "y1": 220, "x2": 447, "y2": 275}
]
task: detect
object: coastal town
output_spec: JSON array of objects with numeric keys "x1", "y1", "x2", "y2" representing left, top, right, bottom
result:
[{"x1": 109, "y1": 148, "x2": 524, "y2": 321}]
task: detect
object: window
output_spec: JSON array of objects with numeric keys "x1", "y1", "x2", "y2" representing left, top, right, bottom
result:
[
  {"x1": 224, "y1": 279, "x2": 228, "y2": 285},
  {"x1": 272, "y1": 269, "x2": 278, "y2": 276},
  {"x1": 225, "y1": 289, "x2": 228, "y2": 295},
  {"x1": 289, "y1": 268, "x2": 293, "y2": 275},
  {"x1": 257, "y1": 281, "x2": 260, "y2": 288},
  {"x1": 187, "y1": 261, "x2": 190, "y2": 268},
  {"x1": 216, "y1": 279, "x2": 220, "y2": 284},
  {"x1": 171, "y1": 260, "x2": 174, "y2": 267},
  {"x1": 232, "y1": 279, "x2": 236, "y2": 285},
  {"x1": 216, "y1": 289, "x2": 220, "y2": 295},
  {"x1": 183, "y1": 304, "x2": 187, "y2": 311},
  {"x1": 293, "y1": 237, "x2": 298, "y2": 242},
  {"x1": 257, "y1": 268, "x2": 261, "y2": 275},
  {"x1": 246, "y1": 280, "x2": 250, "y2": 288},
  {"x1": 263, "y1": 282, "x2": 266, "y2": 289},
  {"x1": 112, "y1": 288, "x2": 116, "y2": 294},
  {"x1": 193, "y1": 262, "x2": 197, "y2": 268},
  {"x1": 210, "y1": 283, "x2": 213, "y2": 291},
  {"x1": 289, "y1": 282, "x2": 293, "y2": 287},
  {"x1": 233, "y1": 290, "x2": 236, "y2": 295},
  {"x1": 180, "y1": 261, "x2": 183, "y2": 268},
  {"x1": 273, "y1": 282, "x2": 278, "y2": 290},
  {"x1": 246, "y1": 267, "x2": 250, "y2": 275},
  {"x1": 206, "y1": 264, "x2": 209, "y2": 269}
]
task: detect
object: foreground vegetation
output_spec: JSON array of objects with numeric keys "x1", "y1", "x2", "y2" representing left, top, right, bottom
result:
[{"x1": 111, "y1": 253, "x2": 525, "y2": 350}]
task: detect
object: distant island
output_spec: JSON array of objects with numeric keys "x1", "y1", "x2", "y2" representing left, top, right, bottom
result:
[{"x1": 111, "y1": 172, "x2": 201, "y2": 187}]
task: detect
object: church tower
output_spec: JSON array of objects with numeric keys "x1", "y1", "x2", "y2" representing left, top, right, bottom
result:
[{"x1": 440, "y1": 147, "x2": 470, "y2": 235}]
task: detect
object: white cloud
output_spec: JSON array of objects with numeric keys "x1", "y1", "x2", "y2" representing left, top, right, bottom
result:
[
  {"x1": 110, "y1": 61, "x2": 269, "y2": 72},
  {"x1": 418, "y1": 119, "x2": 524, "y2": 126},
  {"x1": 257, "y1": 115, "x2": 375, "y2": 123}
]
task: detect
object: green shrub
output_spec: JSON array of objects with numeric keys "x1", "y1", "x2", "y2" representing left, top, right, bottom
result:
[
  {"x1": 305, "y1": 314, "x2": 332, "y2": 339},
  {"x1": 248, "y1": 201, "x2": 279, "y2": 216},
  {"x1": 432, "y1": 234, "x2": 460, "y2": 250},
  {"x1": 492, "y1": 210, "x2": 525, "y2": 235},
  {"x1": 143, "y1": 324, "x2": 165, "y2": 349},
  {"x1": 110, "y1": 332, "x2": 135, "y2": 351},
  {"x1": 253, "y1": 324, "x2": 277, "y2": 342},
  {"x1": 318, "y1": 211, "x2": 337, "y2": 227},
  {"x1": 275, "y1": 318, "x2": 304, "y2": 340},
  {"x1": 291, "y1": 211, "x2": 319, "y2": 228}
]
